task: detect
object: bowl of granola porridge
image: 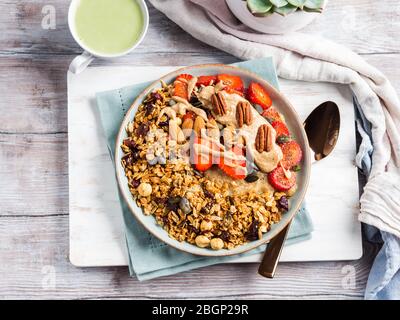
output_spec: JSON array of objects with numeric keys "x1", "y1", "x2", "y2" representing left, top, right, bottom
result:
[{"x1": 115, "y1": 64, "x2": 311, "y2": 256}]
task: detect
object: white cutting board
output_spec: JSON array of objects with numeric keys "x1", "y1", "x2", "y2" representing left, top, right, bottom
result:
[{"x1": 68, "y1": 66, "x2": 362, "y2": 267}]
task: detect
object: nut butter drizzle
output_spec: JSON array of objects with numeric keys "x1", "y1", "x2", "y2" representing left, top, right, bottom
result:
[
  {"x1": 159, "y1": 80, "x2": 283, "y2": 175},
  {"x1": 204, "y1": 86, "x2": 282, "y2": 174}
]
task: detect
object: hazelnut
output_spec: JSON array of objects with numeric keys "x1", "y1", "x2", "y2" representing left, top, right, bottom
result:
[
  {"x1": 210, "y1": 238, "x2": 224, "y2": 250},
  {"x1": 200, "y1": 220, "x2": 213, "y2": 232},
  {"x1": 195, "y1": 235, "x2": 210, "y2": 248},
  {"x1": 137, "y1": 182, "x2": 152, "y2": 197}
]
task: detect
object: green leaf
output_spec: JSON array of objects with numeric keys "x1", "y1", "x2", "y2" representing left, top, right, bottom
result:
[
  {"x1": 270, "y1": 0, "x2": 288, "y2": 8},
  {"x1": 303, "y1": 7, "x2": 323, "y2": 13},
  {"x1": 277, "y1": 135, "x2": 291, "y2": 144},
  {"x1": 253, "y1": 10, "x2": 275, "y2": 17},
  {"x1": 247, "y1": 0, "x2": 273, "y2": 14},
  {"x1": 273, "y1": 3, "x2": 298, "y2": 16},
  {"x1": 287, "y1": 0, "x2": 306, "y2": 8},
  {"x1": 304, "y1": 0, "x2": 324, "y2": 9},
  {"x1": 292, "y1": 164, "x2": 301, "y2": 172}
]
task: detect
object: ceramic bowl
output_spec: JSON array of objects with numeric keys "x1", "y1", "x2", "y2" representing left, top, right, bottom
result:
[
  {"x1": 115, "y1": 64, "x2": 311, "y2": 257},
  {"x1": 226, "y1": 0, "x2": 328, "y2": 34}
]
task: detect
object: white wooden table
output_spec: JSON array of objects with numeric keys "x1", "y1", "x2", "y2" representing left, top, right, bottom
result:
[{"x1": 0, "y1": 0, "x2": 399, "y2": 299}]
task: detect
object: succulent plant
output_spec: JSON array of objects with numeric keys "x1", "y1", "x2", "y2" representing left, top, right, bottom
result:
[{"x1": 246, "y1": 0, "x2": 324, "y2": 17}]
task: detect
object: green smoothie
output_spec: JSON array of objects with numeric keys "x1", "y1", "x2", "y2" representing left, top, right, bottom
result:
[{"x1": 74, "y1": 0, "x2": 144, "y2": 55}]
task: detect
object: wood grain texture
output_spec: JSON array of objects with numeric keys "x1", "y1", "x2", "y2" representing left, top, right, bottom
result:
[
  {"x1": 0, "y1": 214, "x2": 379, "y2": 299},
  {"x1": 0, "y1": 0, "x2": 397, "y2": 299},
  {"x1": 1, "y1": 0, "x2": 400, "y2": 55},
  {"x1": 0, "y1": 134, "x2": 68, "y2": 217}
]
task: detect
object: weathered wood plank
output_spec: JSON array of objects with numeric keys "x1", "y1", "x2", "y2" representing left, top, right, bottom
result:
[
  {"x1": 1, "y1": 53, "x2": 400, "y2": 134},
  {"x1": 0, "y1": 57, "x2": 68, "y2": 134},
  {"x1": 0, "y1": 54, "x2": 237, "y2": 134},
  {"x1": 0, "y1": 215, "x2": 379, "y2": 299},
  {"x1": 304, "y1": 0, "x2": 400, "y2": 54},
  {"x1": 0, "y1": 133, "x2": 68, "y2": 216},
  {"x1": 1, "y1": 0, "x2": 400, "y2": 56}
]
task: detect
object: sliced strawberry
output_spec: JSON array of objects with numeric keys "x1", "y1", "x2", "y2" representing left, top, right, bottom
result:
[
  {"x1": 182, "y1": 111, "x2": 196, "y2": 122},
  {"x1": 176, "y1": 74, "x2": 193, "y2": 81},
  {"x1": 173, "y1": 74, "x2": 193, "y2": 100},
  {"x1": 217, "y1": 74, "x2": 244, "y2": 92},
  {"x1": 247, "y1": 82, "x2": 272, "y2": 110},
  {"x1": 192, "y1": 137, "x2": 212, "y2": 172},
  {"x1": 268, "y1": 167, "x2": 296, "y2": 191},
  {"x1": 224, "y1": 87, "x2": 244, "y2": 97},
  {"x1": 271, "y1": 121, "x2": 290, "y2": 138},
  {"x1": 281, "y1": 141, "x2": 303, "y2": 169},
  {"x1": 196, "y1": 75, "x2": 217, "y2": 86},
  {"x1": 218, "y1": 145, "x2": 247, "y2": 180},
  {"x1": 261, "y1": 107, "x2": 282, "y2": 123},
  {"x1": 173, "y1": 82, "x2": 188, "y2": 100}
]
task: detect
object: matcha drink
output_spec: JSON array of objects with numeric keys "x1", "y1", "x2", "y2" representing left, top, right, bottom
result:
[{"x1": 74, "y1": 0, "x2": 144, "y2": 55}]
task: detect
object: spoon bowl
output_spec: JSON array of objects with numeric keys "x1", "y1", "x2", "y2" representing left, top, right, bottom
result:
[{"x1": 304, "y1": 101, "x2": 340, "y2": 162}]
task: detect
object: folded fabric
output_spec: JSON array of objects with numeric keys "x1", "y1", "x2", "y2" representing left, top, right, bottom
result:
[
  {"x1": 96, "y1": 57, "x2": 313, "y2": 281},
  {"x1": 147, "y1": 0, "x2": 400, "y2": 298}
]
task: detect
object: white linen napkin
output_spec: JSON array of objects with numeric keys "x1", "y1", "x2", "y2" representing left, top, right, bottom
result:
[{"x1": 149, "y1": 0, "x2": 400, "y2": 239}]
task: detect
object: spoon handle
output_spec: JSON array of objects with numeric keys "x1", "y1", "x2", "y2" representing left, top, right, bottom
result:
[{"x1": 258, "y1": 221, "x2": 291, "y2": 278}]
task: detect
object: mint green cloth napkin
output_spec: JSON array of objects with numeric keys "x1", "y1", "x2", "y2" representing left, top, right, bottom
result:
[{"x1": 96, "y1": 57, "x2": 313, "y2": 281}]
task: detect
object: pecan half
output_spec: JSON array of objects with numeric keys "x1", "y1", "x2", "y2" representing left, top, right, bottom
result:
[
  {"x1": 211, "y1": 92, "x2": 228, "y2": 116},
  {"x1": 255, "y1": 124, "x2": 273, "y2": 153},
  {"x1": 236, "y1": 101, "x2": 253, "y2": 127}
]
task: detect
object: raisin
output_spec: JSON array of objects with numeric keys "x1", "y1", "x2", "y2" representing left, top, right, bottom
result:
[
  {"x1": 134, "y1": 149, "x2": 142, "y2": 160},
  {"x1": 136, "y1": 123, "x2": 149, "y2": 137},
  {"x1": 131, "y1": 179, "x2": 140, "y2": 188},
  {"x1": 245, "y1": 220, "x2": 259, "y2": 241},
  {"x1": 187, "y1": 225, "x2": 200, "y2": 235},
  {"x1": 203, "y1": 189, "x2": 214, "y2": 200},
  {"x1": 122, "y1": 154, "x2": 133, "y2": 166},
  {"x1": 245, "y1": 172, "x2": 259, "y2": 183},
  {"x1": 278, "y1": 196, "x2": 289, "y2": 212},
  {"x1": 162, "y1": 215, "x2": 169, "y2": 226},
  {"x1": 145, "y1": 103, "x2": 155, "y2": 116},
  {"x1": 155, "y1": 197, "x2": 167, "y2": 205},
  {"x1": 200, "y1": 201, "x2": 214, "y2": 215},
  {"x1": 220, "y1": 231, "x2": 230, "y2": 242},
  {"x1": 166, "y1": 197, "x2": 181, "y2": 212},
  {"x1": 123, "y1": 139, "x2": 137, "y2": 150},
  {"x1": 151, "y1": 92, "x2": 163, "y2": 101},
  {"x1": 223, "y1": 212, "x2": 233, "y2": 227},
  {"x1": 158, "y1": 119, "x2": 169, "y2": 127}
]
